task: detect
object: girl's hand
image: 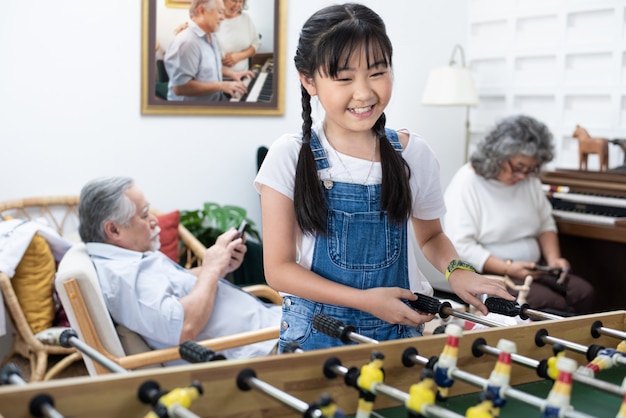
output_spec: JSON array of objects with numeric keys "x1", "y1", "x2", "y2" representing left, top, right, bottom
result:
[
  {"x1": 361, "y1": 287, "x2": 436, "y2": 326},
  {"x1": 448, "y1": 270, "x2": 515, "y2": 315}
]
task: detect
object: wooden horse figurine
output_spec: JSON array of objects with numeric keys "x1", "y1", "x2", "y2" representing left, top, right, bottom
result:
[{"x1": 573, "y1": 125, "x2": 609, "y2": 171}]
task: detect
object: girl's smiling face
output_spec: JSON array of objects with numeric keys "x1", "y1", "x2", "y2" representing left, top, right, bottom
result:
[{"x1": 299, "y1": 45, "x2": 393, "y2": 141}]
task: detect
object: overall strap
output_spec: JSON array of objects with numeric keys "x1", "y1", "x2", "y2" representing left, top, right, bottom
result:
[
  {"x1": 385, "y1": 128, "x2": 403, "y2": 153},
  {"x1": 309, "y1": 128, "x2": 403, "y2": 172},
  {"x1": 308, "y1": 130, "x2": 330, "y2": 170}
]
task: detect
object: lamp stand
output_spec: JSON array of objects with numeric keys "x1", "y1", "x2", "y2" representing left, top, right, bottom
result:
[{"x1": 464, "y1": 106, "x2": 471, "y2": 163}]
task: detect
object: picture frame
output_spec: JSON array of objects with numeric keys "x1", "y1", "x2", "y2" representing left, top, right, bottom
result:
[{"x1": 141, "y1": 0, "x2": 286, "y2": 116}]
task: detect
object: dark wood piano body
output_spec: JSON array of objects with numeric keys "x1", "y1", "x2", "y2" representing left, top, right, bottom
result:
[{"x1": 541, "y1": 169, "x2": 626, "y2": 312}]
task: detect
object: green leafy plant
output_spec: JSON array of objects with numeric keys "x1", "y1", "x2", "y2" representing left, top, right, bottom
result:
[
  {"x1": 180, "y1": 202, "x2": 266, "y2": 286},
  {"x1": 180, "y1": 202, "x2": 261, "y2": 248}
]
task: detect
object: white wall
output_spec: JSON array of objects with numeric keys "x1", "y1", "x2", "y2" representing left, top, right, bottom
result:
[
  {"x1": 0, "y1": 0, "x2": 469, "y2": 230},
  {"x1": 0, "y1": 1, "x2": 469, "y2": 357}
]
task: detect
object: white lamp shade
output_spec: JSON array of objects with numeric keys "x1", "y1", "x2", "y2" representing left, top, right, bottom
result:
[{"x1": 421, "y1": 66, "x2": 479, "y2": 106}]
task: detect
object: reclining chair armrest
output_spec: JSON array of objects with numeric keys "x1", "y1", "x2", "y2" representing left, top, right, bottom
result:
[
  {"x1": 117, "y1": 326, "x2": 280, "y2": 370},
  {"x1": 243, "y1": 284, "x2": 283, "y2": 306}
]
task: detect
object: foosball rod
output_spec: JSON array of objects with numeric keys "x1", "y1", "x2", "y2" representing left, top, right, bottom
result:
[
  {"x1": 59, "y1": 329, "x2": 225, "y2": 372},
  {"x1": 237, "y1": 368, "x2": 339, "y2": 417},
  {"x1": 535, "y1": 328, "x2": 613, "y2": 363},
  {"x1": 471, "y1": 337, "x2": 625, "y2": 397},
  {"x1": 402, "y1": 346, "x2": 596, "y2": 418},
  {"x1": 0, "y1": 363, "x2": 65, "y2": 418},
  {"x1": 410, "y1": 293, "x2": 507, "y2": 328},
  {"x1": 484, "y1": 297, "x2": 563, "y2": 321},
  {"x1": 323, "y1": 358, "x2": 464, "y2": 418},
  {"x1": 591, "y1": 320, "x2": 626, "y2": 342},
  {"x1": 315, "y1": 315, "x2": 594, "y2": 418},
  {"x1": 58, "y1": 328, "x2": 127, "y2": 374},
  {"x1": 59, "y1": 330, "x2": 213, "y2": 418}
]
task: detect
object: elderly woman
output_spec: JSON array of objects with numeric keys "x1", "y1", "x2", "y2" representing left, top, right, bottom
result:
[{"x1": 443, "y1": 115, "x2": 594, "y2": 315}]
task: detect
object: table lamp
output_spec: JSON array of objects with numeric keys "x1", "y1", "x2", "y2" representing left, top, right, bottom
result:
[{"x1": 422, "y1": 44, "x2": 479, "y2": 162}]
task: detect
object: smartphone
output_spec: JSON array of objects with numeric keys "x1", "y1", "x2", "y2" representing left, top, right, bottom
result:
[
  {"x1": 532, "y1": 265, "x2": 562, "y2": 276},
  {"x1": 236, "y1": 220, "x2": 248, "y2": 237}
]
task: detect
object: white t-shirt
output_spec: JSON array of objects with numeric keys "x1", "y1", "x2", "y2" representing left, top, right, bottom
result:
[
  {"x1": 254, "y1": 124, "x2": 446, "y2": 295},
  {"x1": 216, "y1": 13, "x2": 261, "y2": 72},
  {"x1": 443, "y1": 163, "x2": 556, "y2": 272}
]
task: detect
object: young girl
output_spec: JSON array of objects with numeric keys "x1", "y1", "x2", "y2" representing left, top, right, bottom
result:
[{"x1": 254, "y1": 3, "x2": 513, "y2": 352}]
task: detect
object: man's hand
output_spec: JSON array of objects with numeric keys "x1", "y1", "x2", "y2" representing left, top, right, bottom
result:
[{"x1": 202, "y1": 229, "x2": 247, "y2": 278}]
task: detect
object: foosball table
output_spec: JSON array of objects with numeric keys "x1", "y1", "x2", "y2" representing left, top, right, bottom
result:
[{"x1": 1, "y1": 310, "x2": 625, "y2": 418}]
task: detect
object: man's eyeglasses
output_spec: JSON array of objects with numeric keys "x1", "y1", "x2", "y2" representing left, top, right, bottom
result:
[{"x1": 507, "y1": 160, "x2": 540, "y2": 176}]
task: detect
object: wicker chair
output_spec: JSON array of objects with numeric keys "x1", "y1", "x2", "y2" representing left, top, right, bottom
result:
[{"x1": 0, "y1": 196, "x2": 83, "y2": 382}]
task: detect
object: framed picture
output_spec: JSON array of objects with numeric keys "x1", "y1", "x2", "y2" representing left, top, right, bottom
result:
[{"x1": 141, "y1": 0, "x2": 286, "y2": 116}]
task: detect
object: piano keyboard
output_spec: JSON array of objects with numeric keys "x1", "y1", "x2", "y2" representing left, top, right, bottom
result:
[
  {"x1": 552, "y1": 209, "x2": 619, "y2": 226},
  {"x1": 230, "y1": 59, "x2": 273, "y2": 103},
  {"x1": 551, "y1": 192, "x2": 626, "y2": 209}
]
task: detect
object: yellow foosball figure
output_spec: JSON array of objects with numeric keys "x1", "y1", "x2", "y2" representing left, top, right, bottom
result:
[
  {"x1": 466, "y1": 392, "x2": 498, "y2": 418},
  {"x1": 406, "y1": 368, "x2": 437, "y2": 418},
  {"x1": 355, "y1": 351, "x2": 385, "y2": 418}
]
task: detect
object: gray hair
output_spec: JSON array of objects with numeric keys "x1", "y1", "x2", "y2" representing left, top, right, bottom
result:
[
  {"x1": 190, "y1": 0, "x2": 217, "y2": 18},
  {"x1": 78, "y1": 176, "x2": 136, "y2": 243},
  {"x1": 470, "y1": 115, "x2": 554, "y2": 179}
]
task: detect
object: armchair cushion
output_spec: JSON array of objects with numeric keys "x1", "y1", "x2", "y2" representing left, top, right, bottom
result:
[
  {"x1": 12, "y1": 234, "x2": 56, "y2": 334},
  {"x1": 157, "y1": 210, "x2": 180, "y2": 262}
]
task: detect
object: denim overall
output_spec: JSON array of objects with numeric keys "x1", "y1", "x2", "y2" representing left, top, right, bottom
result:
[{"x1": 279, "y1": 128, "x2": 422, "y2": 352}]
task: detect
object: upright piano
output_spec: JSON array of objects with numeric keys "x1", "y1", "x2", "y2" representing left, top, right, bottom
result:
[{"x1": 541, "y1": 169, "x2": 626, "y2": 311}]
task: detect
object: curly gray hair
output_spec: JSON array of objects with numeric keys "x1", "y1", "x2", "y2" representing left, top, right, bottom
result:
[{"x1": 470, "y1": 115, "x2": 554, "y2": 179}]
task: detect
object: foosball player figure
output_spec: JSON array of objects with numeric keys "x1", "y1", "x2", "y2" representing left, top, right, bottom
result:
[
  {"x1": 311, "y1": 393, "x2": 346, "y2": 418},
  {"x1": 484, "y1": 339, "x2": 516, "y2": 416},
  {"x1": 583, "y1": 340, "x2": 626, "y2": 375},
  {"x1": 465, "y1": 391, "x2": 498, "y2": 418},
  {"x1": 355, "y1": 351, "x2": 385, "y2": 418},
  {"x1": 542, "y1": 344, "x2": 567, "y2": 381},
  {"x1": 541, "y1": 356, "x2": 577, "y2": 418},
  {"x1": 434, "y1": 323, "x2": 463, "y2": 400},
  {"x1": 143, "y1": 381, "x2": 203, "y2": 418},
  {"x1": 405, "y1": 368, "x2": 437, "y2": 418}
]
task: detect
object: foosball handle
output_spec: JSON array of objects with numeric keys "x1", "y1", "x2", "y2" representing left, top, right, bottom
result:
[
  {"x1": 484, "y1": 297, "x2": 530, "y2": 320},
  {"x1": 179, "y1": 340, "x2": 226, "y2": 363},
  {"x1": 409, "y1": 293, "x2": 451, "y2": 318},
  {"x1": 313, "y1": 314, "x2": 355, "y2": 344}
]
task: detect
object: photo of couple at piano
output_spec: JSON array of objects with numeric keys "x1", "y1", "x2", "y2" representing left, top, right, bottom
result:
[
  {"x1": 159, "y1": 0, "x2": 274, "y2": 103},
  {"x1": 443, "y1": 115, "x2": 596, "y2": 317}
]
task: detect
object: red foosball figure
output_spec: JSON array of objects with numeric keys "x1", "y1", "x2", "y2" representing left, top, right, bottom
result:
[
  {"x1": 541, "y1": 356, "x2": 577, "y2": 418},
  {"x1": 484, "y1": 339, "x2": 516, "y2": 416},
  {"x1": 584, "y1": 340, "x2": 626, "y2": 375},
  {"x1": 434, "y1": 323, "x2": 462, "y2": 399}
]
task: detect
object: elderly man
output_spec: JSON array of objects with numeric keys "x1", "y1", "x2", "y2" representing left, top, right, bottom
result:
[
  {"x1": 78, "y1": 176, "x2": 280, "y2": 360},
  {"x1": 164, "y1": 0, "x2": 254, "y2": 101}
]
